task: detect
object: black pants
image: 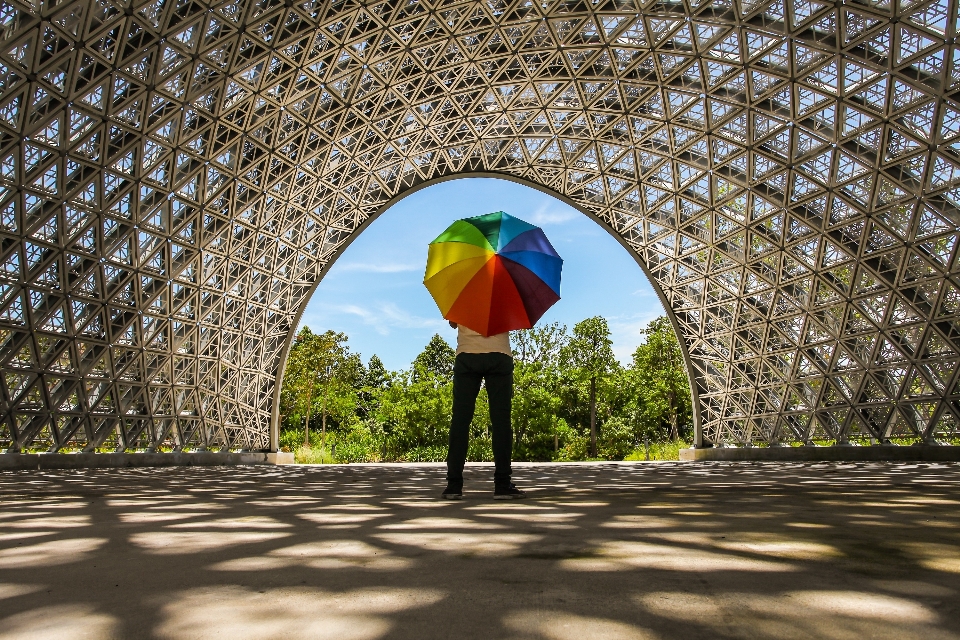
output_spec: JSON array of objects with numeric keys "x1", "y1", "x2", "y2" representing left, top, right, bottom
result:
[{"x1": 446, "y1": 352, "x2": 514, "y2": 487}]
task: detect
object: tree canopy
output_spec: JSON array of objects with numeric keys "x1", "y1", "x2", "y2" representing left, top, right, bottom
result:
[
  {"x1": 412, "y1": 334, "x2": 456, "y2": 380},
  {"x1": 279, "y1": 316, "x2": 694, "y2": 462}
]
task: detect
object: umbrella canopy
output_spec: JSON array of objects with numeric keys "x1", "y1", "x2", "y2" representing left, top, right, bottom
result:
[{"x1": 424, "y1": 211, "x2": 562, "y2": 337}]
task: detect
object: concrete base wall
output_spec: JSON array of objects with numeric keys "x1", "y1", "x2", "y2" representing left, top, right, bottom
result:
[
  {"x1": 266, "y1": 452, "x2": 295, "y2": 465},
  {"x1": 0, "y1": 451, "x2": 295, "y2": 470},
  {"x1": 680, "y1": 445, "x2": 960, "y2": 462}
]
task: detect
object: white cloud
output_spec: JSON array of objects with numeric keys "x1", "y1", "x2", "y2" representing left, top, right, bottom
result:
[
  {"x1": 378, "y1": 303, "x2": 446, "y2": 330},
  {"x1": 334, "y1": 262, "x2": 421, "y2": 273},
  {"x1": 333, "y1": 304, "x2": 377, "y2": 321},
  {"x1": 320, "y1": 302, "x2": 445, "y2": 336},
  {"x1": 526, "y1": 201, "x2": 578, "y2": 225}
]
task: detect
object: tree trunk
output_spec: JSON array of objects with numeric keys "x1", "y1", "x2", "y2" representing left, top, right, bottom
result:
[
  {"x1": 668, "y1": 390, "x2": 678, "y2": 441},
  {"x1": 320, "y1": 379, "x2": 329, "y2": 463},
  {"x1": 589, "y1": 376, "x2": 597, "y2": 457},
  {"x1": 303, "y1": 378, "x2": 315, "y2": 448}
]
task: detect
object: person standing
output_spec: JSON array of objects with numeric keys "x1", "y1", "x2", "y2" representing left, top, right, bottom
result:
[{"x1": 442, "y1": 321, "x2": 526, "y2": 500}]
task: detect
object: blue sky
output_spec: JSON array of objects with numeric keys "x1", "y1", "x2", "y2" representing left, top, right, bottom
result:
[{"x1": 296, "y1": 178, "x2": 666, "y2": 370}]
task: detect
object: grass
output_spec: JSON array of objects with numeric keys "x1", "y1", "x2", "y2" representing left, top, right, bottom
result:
[
  {"x1": 288, "y1": 440, "x2": 693, "y2": 464},
  {"x1": 624, "y1": 440, "x2": 692, "y2": 461},
  {"x1": 294, "y1": 446, "x2": 336, "y2": 464}
]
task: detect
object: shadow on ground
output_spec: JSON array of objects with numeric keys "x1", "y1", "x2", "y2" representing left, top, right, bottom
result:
[{"x1": 1, "y1": 461, "x2": 959, "y2": 639}]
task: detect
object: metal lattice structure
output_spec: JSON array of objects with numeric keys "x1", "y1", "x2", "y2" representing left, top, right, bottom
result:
[{"x1": 1, "y1": 0, "x2": 960, "y2": 454}]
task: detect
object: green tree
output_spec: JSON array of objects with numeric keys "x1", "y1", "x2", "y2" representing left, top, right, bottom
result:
[
  {"x1": 357, "y1": 354, "x2": 389, "y2": 419},
  {"x1": 279, "y1": 328, "x2": 361, "y2": 451},
  {"x1": 280, "y1": 328, "x2": 324, "y2": 447},
  {"x1": 512, "y1": 323, "x2": 567, "y2": 459},
  {"x1": 413, "y1": 334, "x2": 456, "y2": 380},
  {"x1": 364, "y1": 354, "x2": 388, "y2": 388},
  {"x1": 372, "y1": 336, "x2": 458, "y2": 459},
  {"x1": 563, "y1": 317, "x2": 617, "y2": 457},
  {"x1": 374, "y1": 367, "x2": 452, "y2": 456},
  {"x1": 513, "y1": 322, "x2": 567, "y2": 367},
  {"x1": 630, "y1": 316, "x2": 692, "y2": 441},
  {"x1": 279, "y1": 314, "x2": 693, "y2": 463}
]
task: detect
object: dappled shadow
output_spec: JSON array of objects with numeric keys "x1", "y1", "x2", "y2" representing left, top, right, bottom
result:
[{"x1": 1, "y1": 462, "x2": 960, "y2": 639}]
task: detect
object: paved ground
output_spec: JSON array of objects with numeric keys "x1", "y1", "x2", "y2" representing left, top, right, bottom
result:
[{"x1": 1, "y1": 462, "x2": 959, "y2": 640}]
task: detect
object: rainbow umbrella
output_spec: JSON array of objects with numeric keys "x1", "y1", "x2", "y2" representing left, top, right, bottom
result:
[{"x1": 424, "y1": 211, "x2": 562, "y2": 337}]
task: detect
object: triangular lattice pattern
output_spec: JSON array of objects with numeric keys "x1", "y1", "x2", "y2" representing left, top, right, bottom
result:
[{"x1": 1, "y1": 0, "x2": 959, "y2": 452}]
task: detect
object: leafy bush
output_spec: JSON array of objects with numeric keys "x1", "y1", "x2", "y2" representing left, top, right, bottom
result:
[
  {"x1": 399, "y1": 446, "x2": 447, "y2": 462},
  {"x1": 374, "y1": 368, "x2": 453, "y2": 452},
  {"x1": 279, "y1": 428, "x2": 301, "y2": 452},
  {"x1": 598, "y1": 417, "x2": 635, "y2": 460},
  {"x1": 280, "y1": 426, "x2": 330, "y2": 451},
  {"x1": 335, "y1": 423, "x2": 375, "y2": 463},
  {"x1": 467, "y1": 435, "x2": 493, "y2": 461},
  {"x1": 555, "y1": 432, "x2": 589, "y2": 461}
]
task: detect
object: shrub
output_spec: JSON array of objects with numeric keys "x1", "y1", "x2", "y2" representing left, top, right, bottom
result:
[
  {"x1": 400, "y1": 446, "x2": 447, "y2": 462},
  {"x1": 555, "y1": 432, "x2": 589, "y2": 461},
  {"x1": 467, "y1": 435, "x2": 493, "y2": 461},
  {"x1": 280, "y1": 426, "x2": 331, "y2": 451},
  {"x1": 279, "y1": 428, "x2": 302, "y2": 452},
  {"x1": 335, "y1": 423, "x2": 375, "y2": 463},
  {"x1": 598, "y1": 417, "x2": 635, "y2": 460}
]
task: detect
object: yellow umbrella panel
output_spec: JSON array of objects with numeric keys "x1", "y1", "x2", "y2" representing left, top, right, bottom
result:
[{"x1": 423, "y1": 242, "x2": 495, "y2": 315}]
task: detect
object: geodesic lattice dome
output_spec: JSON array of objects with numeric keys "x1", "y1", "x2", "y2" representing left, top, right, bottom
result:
[{"x1": 1, "y1": 0, "x2": 959, "y2": 453}]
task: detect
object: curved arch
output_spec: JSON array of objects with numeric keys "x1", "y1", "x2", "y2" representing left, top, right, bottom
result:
[
  {"x1": 269, "y1": 172, "x2": 704, "y2": 451},
  {"x1": 1, "y1": 0, "x2": 958, "y2": 453}
]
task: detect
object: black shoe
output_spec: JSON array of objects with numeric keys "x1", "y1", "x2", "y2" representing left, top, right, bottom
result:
[
  {"x1": 493, "y1": 483, "x2": 527, "y2": 500},
  {"x1": 441, "y1": 485, "x2": 463, "y2": 500}
]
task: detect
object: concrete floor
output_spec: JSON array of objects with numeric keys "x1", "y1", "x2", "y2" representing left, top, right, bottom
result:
[{"x1": 1, "y1": 462, "x2": 959, "y2": 640}]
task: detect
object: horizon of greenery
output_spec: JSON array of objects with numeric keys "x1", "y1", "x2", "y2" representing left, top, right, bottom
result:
[{"x1": 279, "y1": 315, "x2": 693, "y2": 464}]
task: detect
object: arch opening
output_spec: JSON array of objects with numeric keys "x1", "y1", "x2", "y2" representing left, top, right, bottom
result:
[
  {"x1": 273, "y1": 175, "x2": 699, "y2": 456},
  {"x1": 1, "y1": 0, "x2": 959, "y2": 455}
]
